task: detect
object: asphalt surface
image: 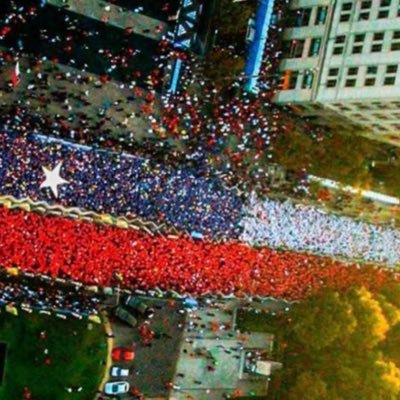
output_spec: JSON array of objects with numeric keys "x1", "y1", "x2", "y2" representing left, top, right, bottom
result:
[{"x1": 107, "y1": 296, "x2": 186, "y2": 398}]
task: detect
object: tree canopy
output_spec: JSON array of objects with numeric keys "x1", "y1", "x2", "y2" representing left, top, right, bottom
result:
[{"x1": 279, "y1": 283, "x2": 400, "y2": 400}]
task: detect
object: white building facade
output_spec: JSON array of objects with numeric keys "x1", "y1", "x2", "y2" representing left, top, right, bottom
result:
[{"x1": 273, "y1": 0, "x2": 400, "y2": 146}]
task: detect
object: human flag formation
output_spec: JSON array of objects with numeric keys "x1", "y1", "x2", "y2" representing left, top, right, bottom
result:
[{"x1": 1, "y1": 132, "x2": 400, "y2": 262}]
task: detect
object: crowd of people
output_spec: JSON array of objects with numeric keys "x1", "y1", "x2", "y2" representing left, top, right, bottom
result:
[
  {"x1": 241, "y1": 196, "x2": 400, "y2": 265},
  {"x1": 0, "y1": 0, "x2": 299, "y2": 195},
  {"x1": 1, "y1": 131, "x2": 399, "y2": 265},
  {"x1": 0, "y1": 275, "x2": 101, "y2": 316},
  {"x1": 0, "y1": 206, "x2": 392, "y2": 300},
  {"x1": 0, "y1": 132, "x2": 243, "y2": 239},
  {"x1": 0, "y1": 0, "x2": 397, "y2": 299}
]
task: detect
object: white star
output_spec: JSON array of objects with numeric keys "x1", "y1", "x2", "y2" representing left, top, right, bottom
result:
[{"x1": 40, "y1": 162, "x2": 69, "y2": 198}]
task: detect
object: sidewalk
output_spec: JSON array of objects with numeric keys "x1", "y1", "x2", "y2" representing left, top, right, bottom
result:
[
  {"x1": 95, "y1": 310, "x2": 114, "y2": 399},
  {"x1": 0, "y1": 54, "x2": 160, "y2": 142},
  {"x1": 47, "y1": 0, "x2": 169, "y2": 41}
]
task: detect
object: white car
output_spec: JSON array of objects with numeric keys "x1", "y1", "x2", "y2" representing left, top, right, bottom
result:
[
  {"x1": 104, "y1": 381, "x2": 130, "y2": 395},
  {"x1": 110, "y1": 367, "x2": 129, "y2": 378}
]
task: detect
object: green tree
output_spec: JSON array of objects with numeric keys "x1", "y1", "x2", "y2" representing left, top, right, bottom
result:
[
  {"x1": 214, "y1": 0, "x2": 254, "y2": 37},
  {"x1": 204, "y1": 50, "x2": 245, "y2": 84},
  {"x1": 287, "y1": 372, "x2": 329, "y2": 400},
  {"x1": 362, "y1": 356, "x2": 400, "y2": 400},
  {"x1": 291, "y1": 290, "x2": 356, "y2": 351},
  {"x1": 347, "y1": 287, "x2": 390, "y2": 349},
  {"x1": 278, "y1": 284, "x2": 400, "y2": 400}
]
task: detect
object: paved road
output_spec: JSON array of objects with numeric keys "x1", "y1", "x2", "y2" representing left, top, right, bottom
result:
[{"x1": 105, "y1": 296, "x2": 186, "y2": 398}]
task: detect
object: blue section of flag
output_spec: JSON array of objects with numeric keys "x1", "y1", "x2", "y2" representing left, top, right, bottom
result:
[{"x1": 0, "y1": 132, "x2": 243, "y2": 239}]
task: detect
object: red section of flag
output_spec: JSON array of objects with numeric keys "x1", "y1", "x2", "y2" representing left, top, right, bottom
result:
[{"x1": 0, "y1": 207, "x2": 390, "y2": 299}]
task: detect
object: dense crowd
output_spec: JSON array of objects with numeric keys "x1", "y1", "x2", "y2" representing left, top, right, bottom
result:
[
  {"x1": 0, "y1": 132, "x2": 243, "y2": 238},
  {"x1": 0, "y1": 277, "x2": 101, "y2": 316},
  {"x1": 241, "y1": 196, "x2": 400, "y2": 265},
  {"x1": 0, "y1": 206, "x2": 392, "y2": 300},
  {"x1": 0, "y1": 1, "x2": 397, "y2": 277},
  {"x1": 0, "y1": 0, "x2": 298, "y2": 192},
  {"x1": 1, "y1": 131, "x2": 399, "y2": 265}
]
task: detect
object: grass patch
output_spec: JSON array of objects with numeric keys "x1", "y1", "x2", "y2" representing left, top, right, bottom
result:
[
  {"x1": 0, "y1": 312, "x2": 107, "y2": 400},
  {"x1": 236, "y1": 309, "x2": 285, "y2": 335}
]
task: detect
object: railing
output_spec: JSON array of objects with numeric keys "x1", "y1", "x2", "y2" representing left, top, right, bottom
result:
[{"x1": 0, "y1": 194, "x2": 181, "y2": 237}]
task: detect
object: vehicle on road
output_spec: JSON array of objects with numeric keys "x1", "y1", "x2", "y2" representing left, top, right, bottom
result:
[
  {"x1": 104, "y1": 381, "x2": 130, "y2": 395},
  {"x1": 124, "y1": 296, "x2": 154, "y2": 318},
  {"x1": 114, "y1": 306, "x2": 137, "y2": 327},
  {"x1": 112, "y1": 347, "x2": 135, "y2": 362},
  {"x1": 110, "y1": 366, "x2": 129, "y2": 378}
]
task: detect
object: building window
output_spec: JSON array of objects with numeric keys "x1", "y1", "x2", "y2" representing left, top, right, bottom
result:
[
  {"x1": 284, "y1": 40, "x2": 306, "y2": 58},
  {"x1": 376, "y1": 0, "x2": 391, "y2": 19},
  {"x1": 354, "y1": 103, "x2": 371, "y2": 110},
  {"x1": 361, "y1": 0, "x2": 372, "y2": 8},
  {"x1": 367, "y1": 66, "x2": 378, "y2": 74},
  {"x1": 354, "y1": 34, "x2": 365, "y2": 42},
  {"x1": 315, "y1": 6, "x2": 328, "y2": 24},
  {"x1": 340, "y1": 13, "x2": 351, "y2": 22},
  {"x1": 302, "y1": 71, "x2": 314, "y2": 89},
  {"x1": 365, "y1": 77, "x2": 376, "y2": 86},
  {"x1": 333, "y1": 35, "x2": 346, "y2": 55},
  {"x1": 347, "y1": 67, "x2": 358, "y2": 75},
  {"x1": 377, "y1": 9, "x2": 389, "y2": 18},
  {"x1": 358, "y1": 11, "x2": 369, "y2": 20},
  {"x1": 373, "y1": 32, "x2": 384, "y2": 40},
  {"x1": 358, "y1": 0, "x2": 371, "y2": 19},
  {"x1": 340, "y1": 2, "x2": 353, "y2": 22},
  {"x1": 293, "y1": 40, "x2": 305, "y2": 57},
  {"x1": 288, "y1": 71, "x2": 299, "y2": 89},
  {"x1": 309, "y1": 37, "x2": 322, "y2": 56},
  {"x1": 326, "y1": 79, "x2": 337, "y2": 87},
  {"x1": 351, "y1": 33, "x2": 365, "y2": 53},
  {"x1": 386, "y1": 64, "x2": 398, "y2": 73},
  {"x1": 383, "y1": 65, "x2": 397, "y2": 85},
  {"x1": 371, "y1": 33, "x2": 384, "y2": 52},
  {"x1": 342, "y1": 2, "x2": 353, "y2": 11},
  {"x1": 289, "y1": 8, "x2": 312, "y2": 27},
  {"x1": 335, "y1": 35, "x2": 346, "y2": 43},
  {"x1": 374, "y1": 113, "x2": 391, "y2": 119},
  {"x1": 345, "y1": 78, "x2": 357, "y2": 87},
  {"x1": 371, "y1": 43, "x2": 382, "y2": 52},
  {"x1": 391, "y1": 31, "x2": 400, "y2": 51},
  {"x1": 328, "y1": 68, "x2": 339, "y2": 76}
]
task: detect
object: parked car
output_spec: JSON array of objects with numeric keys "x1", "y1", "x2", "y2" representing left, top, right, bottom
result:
[
  {"x1": 124, "y1": 296, "x2": 154, "y2": 318},
  {"x1": 104, "y1": 381, "x2": 130, "y2": 395},
  {"x1": 112, "y1": 347, "x2": 135, "y2": 362},
  {"x1": 114, "y1": 306, "x2": 137, "y2": 327},
  {"x1": 110, "y1": 366, "x2": 129, "y2": 378}
]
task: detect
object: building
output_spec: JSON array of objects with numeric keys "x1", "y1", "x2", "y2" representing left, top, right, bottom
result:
[{"x1": 273, "y1": 0, "x2": 400, "y2": 146}]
